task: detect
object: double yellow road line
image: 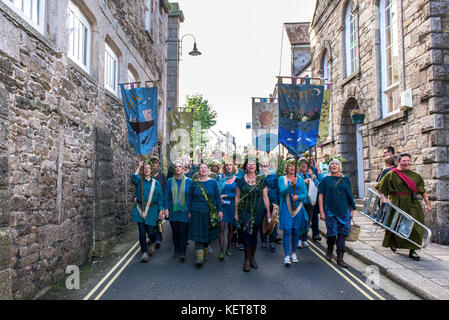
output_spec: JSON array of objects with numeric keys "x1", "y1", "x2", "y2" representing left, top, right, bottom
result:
[
  {"x1": 308, "y1": 241, "x2": 386, "y2": 300},
  {"x1": 83, "y1": 240, "x2": 386, "y2": 300},
  {"x1": 83, "y1": 241, "x2": 140, "y2": 300}
]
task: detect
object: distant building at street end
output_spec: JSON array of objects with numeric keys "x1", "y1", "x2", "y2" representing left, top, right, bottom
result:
[{"x1": 284, "y1": 22, "x2": 312, "y2": 77}]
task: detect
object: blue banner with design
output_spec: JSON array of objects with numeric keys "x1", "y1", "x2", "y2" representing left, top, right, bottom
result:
[
  {"x1": 278, "y1": 78, "x2": 324, "y2": 157},
  {"x1": 120, "y1": 84, "x2": 158, "y2": 155}
]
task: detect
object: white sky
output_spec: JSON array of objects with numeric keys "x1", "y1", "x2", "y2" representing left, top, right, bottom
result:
[{"x1": 177, "y1": 0, "x2": 317, "y2": 148}]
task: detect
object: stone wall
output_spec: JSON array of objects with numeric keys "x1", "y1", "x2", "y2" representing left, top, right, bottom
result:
[
  {"x1": 310, "y1": 0, "x2": 449, "y2": 244},
  {"x1": 0, "y1": 0, "x2": 169, "y2": 299}
]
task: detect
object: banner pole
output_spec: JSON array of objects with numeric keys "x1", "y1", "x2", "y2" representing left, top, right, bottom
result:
[
  {"x1": 140, "y1": 155, "x2": 144, "y2": 210},
  {"x1": 293, "y1": 155, "x2": 298, "y2": 207}
]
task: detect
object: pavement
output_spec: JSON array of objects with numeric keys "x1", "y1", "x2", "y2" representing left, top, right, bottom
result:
[{"x1": 316, "y1": 201, "x2": 449, "y2": 300}]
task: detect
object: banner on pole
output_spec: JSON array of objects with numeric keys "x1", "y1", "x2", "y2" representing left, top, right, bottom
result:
[
  {"x1": 120, "y1": 84, "x2": 158, "y2": 155},
  {"x1": 317, "y1": 88, "x2": 332, "y2": 145},
  {"x1": 278, "y1": 78, "x2": 324, "y2": 157},
  {"x1": 252, "y1": 99, "x2": 279, "y2": 152},
  {"x1": 168, "y1": 108, "x2": 194, "y2": 162}
]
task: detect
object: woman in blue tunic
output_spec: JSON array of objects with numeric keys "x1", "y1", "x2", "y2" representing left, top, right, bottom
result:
[
  {"x1": 318, "y1": 158, "x2": 356, "y2": 268},
  {"x1": 164, "y1": 160, "x2": 192, "y2": 262},
  {"x1": 217, "y1": 161, "x2": 238, "y2": 260},
  {"x1": 131, "y1": 160, "x2": 164, "y2": 263},
  {"x1": 259, "y1": 156, "x2": 281, "y2": 252},
  {"x1": 189, "y1": 163, "x2": 223, "y2": 266},
  {"x1": 235, "y1": 156, "x2": 271, "y2": 272},
  {"x1": 278, "y1": 159, "x2": 309, "y2": 266}
]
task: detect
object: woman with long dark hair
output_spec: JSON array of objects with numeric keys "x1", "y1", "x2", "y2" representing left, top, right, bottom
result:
[{"x1": 235, "y1": 156, "x2": 271, "y2": 272}]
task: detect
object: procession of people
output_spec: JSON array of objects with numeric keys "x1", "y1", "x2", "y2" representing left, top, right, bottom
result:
[{"x1": 130, "y1": 147, "x2": 431, "y2": 270}]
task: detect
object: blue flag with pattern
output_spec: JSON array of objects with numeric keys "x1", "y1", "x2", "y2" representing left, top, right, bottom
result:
[
  {"x1": 120, "y1": 84, "x2": 158, "y2": 155},
  {"x1": 278, "y1": 78, "x2": 324, "y2": 157}
]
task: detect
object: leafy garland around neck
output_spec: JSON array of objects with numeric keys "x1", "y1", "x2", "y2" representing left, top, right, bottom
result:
[
  {"x1": 194, "y1": 179, "x2": 220, "y2": 228},
  {"x1": 237, "y1": 175, "x2": 266, "y2": 235}
]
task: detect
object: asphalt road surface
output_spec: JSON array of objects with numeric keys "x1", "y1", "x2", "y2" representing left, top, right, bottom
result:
[{"x1": 83, "y1": 224, "x2": 395, "y2": 301}]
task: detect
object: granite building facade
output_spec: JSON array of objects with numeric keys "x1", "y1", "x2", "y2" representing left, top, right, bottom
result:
[
  {"x1": 0, "y1": 0, "x2": 170, "y2": 299},
  {"x1": 309, "y1": 0, "x2": 449, "y2": 244}
]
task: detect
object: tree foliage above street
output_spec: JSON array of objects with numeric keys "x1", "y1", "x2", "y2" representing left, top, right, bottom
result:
[
  {"x1": 185, "y1": 94, "x2": 217, "y2": 130},
  {"x1": 185, "y1": 94, "x2": 218, "y2": 153}
]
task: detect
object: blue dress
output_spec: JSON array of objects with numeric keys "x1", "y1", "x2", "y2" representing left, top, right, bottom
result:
[
  {"x1": 278, "y1": 176, "x2": 309, "y2": 232},
  {"x1": 318, "y1": 176, "x2": 356, "y2": 237},
  {"x1": 131, "y1": 174, "x2": 164, "y2": 226},
  {"x1": 221, "y1": 177, "x2": 237, "y2": 225},
  {"x1": 164, "y1": 177, "x2": 192, "y2": 223},
  {"x1": 188, "y1": 179, "x2": 223, "y2": 243}
]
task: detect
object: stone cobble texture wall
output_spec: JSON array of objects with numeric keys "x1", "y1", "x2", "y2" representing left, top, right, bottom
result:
[
  {"x1": 310, "y1": 0, "x2": 449, "y2": 244},
  {"x1": 0, "y1": 0, "x2": 168, "y2": 299}
]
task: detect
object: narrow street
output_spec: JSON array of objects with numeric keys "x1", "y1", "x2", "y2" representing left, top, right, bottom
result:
[{"x1": 78, "y1": 225, "x2": 396, "y2": 301}]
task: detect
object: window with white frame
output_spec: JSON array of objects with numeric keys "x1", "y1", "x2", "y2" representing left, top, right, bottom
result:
[
  {"x1": 5, "y1": 0, "x2": 46, "y2": 33},
  {"x1": 144, "y1": 0, "x2": 152, "y2": 34},
  {"x1": 323, "y1": 52, "x2": 330, "y2": 83},
  {"x1": 380, "y1": 0, "x2": 400, "y2": 116},
  {"x1": 104, "y1": 43, "x2": 118, "y2": 95},
  {"x1": 322, "y1": 51, "x2": 333, "y2": 141},
  {"x1": 128, "y1": 68, "x2": 137, "y2": 84},
  {"x1": 67, "y1": 1, "x2": 91, "y2": 73},
  {"x1": 344, "y1": 1, "x2": 356, "y2": 78}
]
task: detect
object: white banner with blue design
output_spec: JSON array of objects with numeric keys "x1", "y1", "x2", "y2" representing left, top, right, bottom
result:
[{"x1": 251, "y1": 98, "x2": 279, "y2": 152}]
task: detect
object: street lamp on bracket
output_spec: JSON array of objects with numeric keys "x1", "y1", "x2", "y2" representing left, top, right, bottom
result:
[{"x1": 180, "y1": 34, "x2": 202, "y2": 57}]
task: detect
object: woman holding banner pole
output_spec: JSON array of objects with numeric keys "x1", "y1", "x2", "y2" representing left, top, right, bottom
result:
[
  {"x1": 131, "y1": 160, "x2": 164, "y2": 263},
  {"x1": 278, "y1": 159, "x2": 308, "y2": 266}
]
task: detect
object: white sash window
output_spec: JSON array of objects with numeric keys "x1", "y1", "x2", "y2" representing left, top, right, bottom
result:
[
  {"x1": 145, "y1": 0, "x2": 152, "y2": 35},
  {"x1": 5, "y1": 0, "x2": 45, "y2": 34},
  {"x1": 380, "y1": 0, "x2": 400, "y2": 116},
  {"x1": 128, "y1": 69, "x2": 137, "y2": 84},
  {"x1": 345, "y1": 2, "x2": 356, "y2": 78},
  {"x1": 104, "y1": 43, "x2": 118, "y2": 95},
  {"x1": 67, "y1": 1, "x2": 91, "y2": 73}
]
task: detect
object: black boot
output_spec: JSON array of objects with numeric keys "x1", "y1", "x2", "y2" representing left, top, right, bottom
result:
[
  {"x1": 337, "y1": 250, "x2": 348, "y2": 268},
  {"x1": 243, "y1": 247, "x2": 251, "y2": 272},
  {"x1": 326, "y1": 244, "x2": 334, "y2": 261},
  {"x1": 409, "y1": 249, "x2": 421, "y2": 261},
  {"x1": 250, "y1": 246, "x2": 258, "y2": 269}
]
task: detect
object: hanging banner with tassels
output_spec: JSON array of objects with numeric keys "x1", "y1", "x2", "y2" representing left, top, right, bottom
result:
[
  {"x1": 278, "y1": 78, "x2": 324, "y2": 157},
  {"x1": 251, "y1": 98, "x2": 279, "y2": 152},
  {"x1": 317, "y1": 87, "x2": 332, "y2": 145},
  {"x1": 120, "y1": 84, "x2": 158, "y2": 155}
]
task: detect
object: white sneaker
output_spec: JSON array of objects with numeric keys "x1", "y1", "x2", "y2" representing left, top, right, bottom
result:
[
  {"x1": 291, "y1": 253, "x2": 299, "y2": 263},
  {"x1": 297, "y1": 240, "x2": 303, "y2": 249},
  {"x1": 302, "y1": 241, "x2": 310, "y2": 248},
  {"x1": 284, "y1": 256, "x2": 291, "y2": 265}
]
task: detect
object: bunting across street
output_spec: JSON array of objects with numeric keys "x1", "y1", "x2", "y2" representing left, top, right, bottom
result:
[
  {"x1": 278, "y1": 78, "x2": 325, "y2": 157},
  {"x1": 120, "y1": 83, "x2": 158, "y2": 155}
]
